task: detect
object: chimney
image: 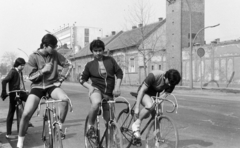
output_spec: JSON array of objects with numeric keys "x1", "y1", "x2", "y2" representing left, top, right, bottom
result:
[
  {"x1": 158, "y1": 17, "x2": 163, "y2": 21},
  {"x1": 111, "y1": 31, "x2": 116, "y2": 35},
  {"x1": 132, "y1": 26, "x2": 137, "y2": 29},
  {"x1": 215, "y1": 38, "x2": 220, "y2": 43},
  {"x1": 138, "y1": 24, "x2": 143, "y2": 28}
]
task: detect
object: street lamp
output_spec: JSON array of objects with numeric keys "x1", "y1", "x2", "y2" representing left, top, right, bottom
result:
[
  {"x1": 18, "y1": 48, "x2": 29, "y2": 58},
  {"x1": 45, "y1": 30, "x2": 63, "y2": 46},
  {"x1": 189, "y1": 23, "x2": 220, "y2": 89}
]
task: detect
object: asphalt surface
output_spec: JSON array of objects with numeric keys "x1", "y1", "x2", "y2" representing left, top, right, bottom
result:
[{"x1": 0, "y1": 81, "x2": 239, "y2": 148}]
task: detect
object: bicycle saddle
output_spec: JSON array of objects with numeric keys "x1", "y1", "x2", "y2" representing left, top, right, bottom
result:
[{"x1": 130, "y1": 92, "x2": 137, "y2": 98}]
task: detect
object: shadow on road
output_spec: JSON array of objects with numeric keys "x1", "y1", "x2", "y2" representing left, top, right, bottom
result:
[{"x1": 178, "y1": 139, "x2": 213, "y2": 148}]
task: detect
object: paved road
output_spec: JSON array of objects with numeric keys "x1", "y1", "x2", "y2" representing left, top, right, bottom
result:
[{"x1": 1, "y1": 81, "x2": 240, "y2": 148}]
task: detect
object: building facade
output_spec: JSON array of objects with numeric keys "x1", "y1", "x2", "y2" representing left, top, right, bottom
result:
[{"x1": 52, "y1": 25, "x2": 103, "y2": 53}]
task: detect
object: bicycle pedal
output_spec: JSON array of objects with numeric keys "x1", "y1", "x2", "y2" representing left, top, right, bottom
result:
[{"x1": 132, "y1": 137, "x2": 142, "y2": 146}]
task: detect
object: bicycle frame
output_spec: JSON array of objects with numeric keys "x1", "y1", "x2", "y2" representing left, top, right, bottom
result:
[
  {"x1": 95, "y1": 99, "x2": 116, "y2": 146},
  {"x1": 8, "y1": 90, "x2": 27, "y2": 132},
  {"x1": 123, "y1": 92, "x2": 178, "y2": 139},
  {"x1": 86, "y1": 96, "x2": 130, "y2": 148},
  {"x1": 37, "y1": 95, "x2": 73, "y2": 147}
]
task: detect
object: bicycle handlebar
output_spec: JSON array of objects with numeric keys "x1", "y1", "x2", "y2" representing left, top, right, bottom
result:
[
  {"x1": 8, "y1": 90, "x2": 28, "y2": 95},
  {"x1": 151, "y1": 93, "x2": 178, "y2": 113},
  {"x1": 37, "y1": 96, "x2": 73, "y2": 116},
  {"x1": 101, "y1": 96, "x2": 131, "y2": 114}
]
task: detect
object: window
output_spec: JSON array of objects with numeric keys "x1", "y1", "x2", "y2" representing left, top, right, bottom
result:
[
  {"x1": 159, "y1": 65, "x2": 161, "y2": 70},
  {"x1": 188, "y1": 33, "x2": 196, "y2": 39},
  {"x1": 152, "y1": 65, "x2": 154, "y2": 70},
  {"x1": 129, "y1": 57, "x2": 135, "y2": 72},
  {"x1": 84, "y1": 28, "x2": 89, "y2": 45}
]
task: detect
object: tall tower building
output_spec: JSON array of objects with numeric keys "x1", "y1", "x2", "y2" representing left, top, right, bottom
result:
[{"x1": 166, "y1": 0, "x2": 204, "y2": 74}]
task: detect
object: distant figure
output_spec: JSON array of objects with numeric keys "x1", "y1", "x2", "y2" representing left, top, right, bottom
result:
[{"x1": 1, "y1": 58, "x2": 30, "y2": 139}]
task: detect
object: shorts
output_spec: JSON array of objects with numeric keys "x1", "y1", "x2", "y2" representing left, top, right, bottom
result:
[
  {"x1": 30, "y1": 86, "x2": 57, "y2": 99},
  {"x1": 9, "y1": 91, "x2": 28, "y2": 102},
  {"x1": 92, "y1": 89, "x2": 113, "y2": 100},
  {"x1": 92, "y1": 89, "x2": 113, "y2": 111},
  {"x1": 137, "y1": 84, "x2": 159, "y2": 98}
]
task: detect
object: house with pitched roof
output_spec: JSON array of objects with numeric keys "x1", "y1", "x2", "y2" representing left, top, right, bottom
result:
[{"x1": 69, "y1": 19, "x2": 167, "y2": 84}]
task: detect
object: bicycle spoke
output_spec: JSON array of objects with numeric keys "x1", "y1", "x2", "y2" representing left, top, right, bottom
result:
[
  {"x1": 146, "y1": 116, "x2": 178, "y2": 148},
  {"x1": 109, "y1": 121, "x2": 123, "y2": 148},
  {"x1": 53, "y1": 123, "x2": 63, "y2": 148},
  {"x1": 117, "y1": 109, "x2": 134, "y2": 148}
]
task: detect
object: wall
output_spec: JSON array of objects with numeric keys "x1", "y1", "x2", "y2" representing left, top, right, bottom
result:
[{"x1": 182, "y1": 41, "x2": 240, "y2": 87}]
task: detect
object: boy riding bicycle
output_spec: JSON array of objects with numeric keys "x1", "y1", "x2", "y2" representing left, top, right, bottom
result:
[
  {"x1": 132, "y1": 69, "x2": 181, "y2": 138},
  {"x1": 16, "y1": 34, "x2": 73, "y2": 148},
  {"x1": 79, "y1": 39, "x2": 123, "y2": 138}
]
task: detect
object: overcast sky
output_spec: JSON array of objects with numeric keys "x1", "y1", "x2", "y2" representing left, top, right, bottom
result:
[{"x1": 1, "y1": 0, "x2": 240, "y2": 60}]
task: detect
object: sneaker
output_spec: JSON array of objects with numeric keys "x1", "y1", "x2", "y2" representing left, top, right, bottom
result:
[
  {"x1": 59, "y1": 129, "x2": 65, "y2": 140},
  {"x1": 87, "y1": 126, "x2": 97, "y2": 139},
  {"x1": 5, "y1": 134, "x2": 18, "y2": 139},
  {"x1": 132, "y1": 121, "x2": 141, "y2": 138}
]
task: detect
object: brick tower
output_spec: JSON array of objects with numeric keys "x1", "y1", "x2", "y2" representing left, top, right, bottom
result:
[{"x1": 166, "y1": 0, "x2": 205, "y2": 74}]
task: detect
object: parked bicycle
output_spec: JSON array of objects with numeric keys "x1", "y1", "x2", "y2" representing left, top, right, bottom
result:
[
  {"x1": 117, "y1": 92, "x2": 179, "y2": 148},
  {"x1": 84, "y1": 96, "x2": 130, "y2": 148},
  {"x1": 8, "y1": 90, "x2": 28, "y2": 133},
  {"x1": 37, "y1": 82, "x2": 73, "y2": 148}
]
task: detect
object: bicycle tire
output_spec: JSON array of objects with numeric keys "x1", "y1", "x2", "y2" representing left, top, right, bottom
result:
[
  {"x1": 53, "y1": 122, "x2": 63, "y2": 148},
  {"x1": 43, "y1": 110, "x2": 53, "y2": 148},
  {"x1": 145, "y1": 115, "x2": 178, "y2": 148},
  {"x1": 116, "y1": 109, "x2": 134, "y2": 148},
  {"x1": 109, "y1": 119, "x2": 123, "y2": 148},
  {"x1": 84, "y1": 115, "x2": 98, "y2": 148}
]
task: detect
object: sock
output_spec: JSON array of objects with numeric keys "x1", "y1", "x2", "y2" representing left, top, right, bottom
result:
[
  {"x1": 59, "y1": 122, "x2": 63, "y2": 129},
  {"x1": 17, "y1": 136, "x2": 25, "y2": 148}
]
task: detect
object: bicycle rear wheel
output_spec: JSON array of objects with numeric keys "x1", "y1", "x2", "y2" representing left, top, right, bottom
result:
[
  {"x1": 116, "y1": 109, "x2": 134, "y2": 148},
  {"x1": 84, "y1": 115, "x2": 98, "y2": 148},
  {"x1": 53, "y1": 121, "x2": 63, "y2": 148},
  {"x1": 42, "y1": 110, "x2": 53, "y2": 148},
  {"x1": 145, "y1": 115, "x2": 178, "y2": 148}
]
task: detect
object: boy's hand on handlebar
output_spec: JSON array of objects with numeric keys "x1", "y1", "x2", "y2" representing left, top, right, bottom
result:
[{"x1": 113, "y1": 89, "x2": 121, "y2": 97}]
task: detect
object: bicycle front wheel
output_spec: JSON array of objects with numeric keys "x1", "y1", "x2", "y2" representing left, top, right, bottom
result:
[
  {"x1": 116, "y1": 109, "x2": 134, "y2": 148},
  {"x1": 84, "y1": 115, "x2": 98, "y2": 148},
  {"x1": 53, "y1": 122, "x2": 63, "y2": 148},
  {"x1": 43, "y1": 110, "x2": 53, "y2": 148},
  {"x1": 109, "y1": 120, "x2": 123, "y2": 148},
  {"x1": 145, "y1": 116, "x2": 178, "y2": 148}
]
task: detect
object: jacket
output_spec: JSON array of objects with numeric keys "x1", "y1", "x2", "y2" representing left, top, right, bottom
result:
[
  {"x1": 80, "y1": 56, "x2": 123, "y2": 96},
  {"x1": 28, "y1": 49, "x2": 73, "y2": 89},
  {"x1": 1, "y1": 68, "x2": 25, "y2": 92}
]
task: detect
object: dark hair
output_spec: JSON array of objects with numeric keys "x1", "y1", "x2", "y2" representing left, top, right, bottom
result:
[
  {"x1": 14, "y1": 57, "x2": 26, "y2": 67},
  {"x1": 165, "y1": 69, "x2": 181, "y2": 86},
  {"x1": 40, "y1": 34, "x2": 58, "y2": 48},
  {"x1": 90, "y1": 39, "x2": 105, "y2": 52}
]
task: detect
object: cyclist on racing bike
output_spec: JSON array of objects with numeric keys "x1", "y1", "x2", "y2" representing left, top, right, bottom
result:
[
  {"x1": 132, "y1": 69, "x2": 181, "y2": 138},
  {"x1": 79, "y1": 39, "x2": 123, "y2": 137},
  {"x1": 1, "y1": 58, "x2": 32, "y2": 139},
  {"x1": 17, "y1": 34, "x2": 73, "y2": 148}
]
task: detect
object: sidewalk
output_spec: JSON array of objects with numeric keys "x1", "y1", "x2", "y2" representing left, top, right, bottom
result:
[{"x1": 0, "y1": 107, "x2": 13, "y2": 148}]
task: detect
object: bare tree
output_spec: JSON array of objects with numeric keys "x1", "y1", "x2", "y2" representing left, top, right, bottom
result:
[
  {"x1": 1, "y1": 51, "x2": 18, "y2": 68},
  {"x1": 122, "y1": 0, "x2": 165, "y2": 78}
]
